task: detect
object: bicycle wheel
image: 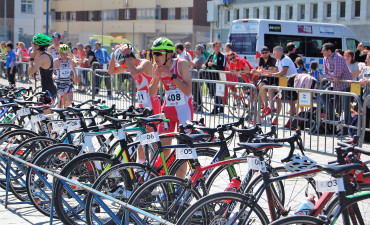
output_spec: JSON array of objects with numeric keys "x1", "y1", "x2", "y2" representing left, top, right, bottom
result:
[
  {"x1": 168, "y1": 148, "x2": 218, "y2": 177},
  {"x1": 53, "y1": 152, "x2": 117, "y2": 225},
  {"x1": 269, "y1": 215, "x2": 324, "y2": 225},
  {"x1": 26, "y1": 144, "x2": 78, "y2": 217},
  {"x1": 244, "y1": 167, "x2": 320, "y2": 218},
  {"x1": 177, "y1": 191, "x2": 269, "y2": 224},
  {"x1": 127, "y1": 175, "x2": 202, "y2": 224},
  {"x1": 8, "y1": 136, "x2": 57, "y2": 201},
  {"x1": 0, "y1": 123, "x2": 21, "y2": 136},
  {"x1": 0, "y1": 129, "x2": 39, "y2": 190},
  {"x1": 228, "y1": 90, "x2": 247, "y2": 119},
  {"x1": 85, "y1": 162, "x2": 158, "y2": 225}
]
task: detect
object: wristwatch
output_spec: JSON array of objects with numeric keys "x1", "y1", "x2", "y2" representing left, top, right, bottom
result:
[
  {"x1": 171, "y1": 74, "x2": 178, "y2": 80},
  {"x1": 124, "y1": 54, "x2": 130, "y2": 58},
  {"x1": 29, "y1": 57, "x2": 34, "y2": 61}
]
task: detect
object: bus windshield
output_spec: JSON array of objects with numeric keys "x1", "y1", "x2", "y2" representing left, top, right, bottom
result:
[{"x1": 229, "y1": 33, "x2": 257, "y2": 55}]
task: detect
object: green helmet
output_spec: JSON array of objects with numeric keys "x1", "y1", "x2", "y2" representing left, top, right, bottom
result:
[
  {"x1": 151, "y1": 37, "x2": 175, "y2": 52},
  {"x1": 59, "y1": 44, "x2": 70, "y2": 53},
  {"x1": 33, "y1": 33, "x2": 52, "y2": 46}
]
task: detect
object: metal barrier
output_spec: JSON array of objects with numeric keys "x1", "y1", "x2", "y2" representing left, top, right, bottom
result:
[
  {"x1": 0, "y1": 148, "x2": 174, "y2": 225},
  {"x1": 258, "y1": 84, "x2": 362, "y2": 155},
  {"x1": 0, "y1": 59, "x2": 40, "y2": 90},
  {"x1": 361, "y1": 94, "x2": 370, "y2": 146}
]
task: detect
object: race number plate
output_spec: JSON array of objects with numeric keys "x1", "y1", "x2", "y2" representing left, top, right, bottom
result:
[
  {"x1": 64, "y1": 120, "x2": 81, "y2": 132},
  {"x1": 17, "y1": 108, "x2": 31, "y2": 117},
  {"x1": 248, "y1": 157, "x2": 262, "y2": 171},
  {"x1": 31, "y1": 114, "x2": 46, "y2": 123},
  {"x1": 176, "y1": 148, "x2": 197, "y2": 159},
  {"x1": 112, "y1": 129, "x2": 126, "y2": 140},
  {"x1": 52, "y1": 121, "x2": 65, "y2": 132},
  {"x1": 316, "y1": 177, "x2": 344, "y2": 193},
  {"x1": 140, "y1": 132, "x2": 160, "y2": 145}
]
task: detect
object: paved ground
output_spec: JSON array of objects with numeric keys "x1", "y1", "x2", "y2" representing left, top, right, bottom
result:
[{"x1": 1, "y1": 75, "x2": 369, "y2": 224}]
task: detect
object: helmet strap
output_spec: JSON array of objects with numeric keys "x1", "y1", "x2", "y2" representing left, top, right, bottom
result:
[{"x1": 163, "y1": 52, "x2": 168, "y2": 66}]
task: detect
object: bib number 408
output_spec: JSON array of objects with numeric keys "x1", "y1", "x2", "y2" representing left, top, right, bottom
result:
[{"x1": 167, "y1": 93, "x2": 181, "y2": 101}]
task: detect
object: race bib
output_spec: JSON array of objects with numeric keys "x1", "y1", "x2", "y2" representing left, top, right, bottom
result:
[
  {"x1": 176, "y1": 148, "x2": 197, "y2": 159},
  {"x1": 31, "y1": 114, "x2": 46, "y2": 123},
  {"x1": 140, "y1": 132, "x2": 160, "y2": 145},
  {"x1": 316, "y1": 178, "x2": 345, "y2": 193},
  {"x1": 165, "y1": 90, "x2": 185, "y2": 106},
  {"x1": 17, "y1": 108, "x2": 31, "y2": 117},
  {"x1": 137, "y1": 90, "x2": 148, "y2": 104}
]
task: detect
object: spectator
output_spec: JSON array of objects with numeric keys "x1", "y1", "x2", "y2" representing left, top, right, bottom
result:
[
  {"x1": 5, "y1": 42, "x2": 17, "y2": 87},
  {"x1": 227, "y1": 51, "x2": 253, "y2": 83},
  {"x1": 286, "y1": 42, "x2": 299, "y2": 66},
  {"x1": 28, "y1": 41, "x2": 33, "y2": 55},
  {"x1": 76, "y1": 43, "x2": 88, "y2": 91},
  {"x1": 251, "y1": 46, "x2": 277, "y2": 117},
  {"x1": 67, "y1": 42, "x2": 73, "y2": 52},
  {"x1": 343, "y1": 50, "x2": 361, "y2": 80},
  {"x1": 48, "y1": 32, "x2": 62, "y2": 60},
  {"x1": 265, "y1": 46, "x2": 297, "y2": 126},
  {"x1": 149, "y1": 49, "x2": 153, "y2": 62},
  {"x1": 320, "y1": 42, "x2": 352, "y2": 135},
  {"x1": 202, "y1": 43, "x2": 210, "y2": 60},
  {"x1": 16, "y1": 42, "x2": 29, "y2": 82},
  {"x1": 175, "y1": 43, "x2": 192, "y2": 61},
  {"x1": 188, "y1": 44, "x2": 206, "y2": 110},
  {"x1": 140, "y1": 50, "x2": 145, "y2": 59},
  {"x1": 224, "y1": 42, "x2": 239, "y2": 68},
  {"x1": 202, "y1": 40, "x2": 226, "y2": 114},
  {"x1": 335, "y1": 49, "x2": 344, "y2": 56},
  {"x1": 309, "y1": 61, "x2": 323, "y2": 82},
  {"x1": 354, "y1": 42, "x2": 369, "y2": 63},
  {"x1": 295, "y1": 57, "x2": 306, "y2": 73},
  {"x1": 72, "y1": 47, "x2": 78, "y2": 62},
  {"x1": 84, "y1": 44, "x2": 97, "y2": 68},
  {"x1": 0, "y1": 41, "x2": 6, "y2": 77},
  {"x1": 357, "y1": 52, "x2": 370, "y2": 141},
  {"x1": 94, "y1": 42, "x2": 112, "y2": 97},
  {"x1": 185, "y1": 42, "x2": 194, "y2": 58}
]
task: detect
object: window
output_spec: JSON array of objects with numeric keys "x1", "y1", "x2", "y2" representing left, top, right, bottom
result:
[
  {"x1": 326, "y1": 3, "x2": 331, "y2": 18},
  {"x1": 51, "y1": 9, "x2": 56, "y2": 20},
  {"x1": 61, "y1": 12, "x2": 67, "y2": 21},
  {"x1": 70, "y1": 12, "x2": 76, "y2": 21},
  {"x1": 276, "y1": 6, "x2": 281, "y2": 20},
  {"x1": 227, "y1": 10, "x2": 231, "y2": 22},
  {"x1": 265, "y1": 7, "x2": 270, "y2": 19},
  {"x1": 103, "y1": 10, "x2": 118, "y2": 20},
  {"x1": 288, "y1": 6, "x2": 293, "y2": 20},
  {"x1": 346, "y1": 38, "x2": 360, "y2": 52},
  {"x1": 155, "y1": 5, "x2": 161, "y2": 20},
  {"x1": 181, "y1": 8, "x2": 188, "y2": 19},
  {"x1": 88, "y1": 11, "x2": 94, "y2": 21},
  {"x1": 255, "y1": 8, "x2": 260, "y2": 18},
  {"x1": 21, "y1": 0, "x2": 34, "y2": 13},
  {"x1": 235, "y1": 9, "x2": 240, "y2": 20},
  {"x1": 264, "y1": 34, "x2": 342, "y2": 57},
  {"x1": 137, "y1": 8, "x2": 155, "y2": 20},
  {"x1": 244, "y1": 8, "x2": 249, "y2": 18},
  {"x1": 340, "y1": 1, "x2": 345, "y2": 18},
  {"x1": 168, "y1": 8, "x2": 176, "y2": 20},
  {"x1": 354, "y1": 0, "x2": 361, "y2": 17},
  {"x1": 125, "y1": 9, "x2": 130, "y2": 20},
  {"x1": 312, "y1": 4, "x2": 318, "y2": 19},
  {"x1": 300, "y1": 4, "x2": 305, "y2": 20},
  {"x1": 88, "y1": 11, "x2": 101, "y2": 21}
]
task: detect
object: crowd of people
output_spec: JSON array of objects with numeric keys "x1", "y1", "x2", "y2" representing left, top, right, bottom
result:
[{"x1": 1, "y1": 33, "x2": 370, "y2": 137}]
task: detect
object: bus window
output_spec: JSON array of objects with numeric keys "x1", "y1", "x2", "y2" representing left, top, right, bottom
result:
[
  {"x1": 229, "y1": 33, "x2": 257, "y2": 55},
  {"x1": 264, "y1": 34, "x2": 305, "y2": 55},
  {"x1": 306, "y1": 37, "x2": 341, "y2": 57},
  {"x1": 346, "y1": 38, "x2": 359, "y2": 52}
]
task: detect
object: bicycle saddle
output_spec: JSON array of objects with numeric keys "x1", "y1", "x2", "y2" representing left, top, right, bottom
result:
[
  {"x1": 104, "y1": 116, "x2": 131, "y2": 124},
  {"x1": 175, "y1": 133, "x2": 211, "y2": 143},
  {"x1": 316, "y1": 164, "x2": 364, "y2": 177}
]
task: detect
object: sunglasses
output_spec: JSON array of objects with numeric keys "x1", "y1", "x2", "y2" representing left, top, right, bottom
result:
[
  {"x1": 228, "y1": 56, "x2": 236, "y2": 61},
  {"x1": 153, "y1": 51, "x2": 167, "y2": 56},
  {"x1": 261, "y1": 51, "x2": 269, "y2": 54}
]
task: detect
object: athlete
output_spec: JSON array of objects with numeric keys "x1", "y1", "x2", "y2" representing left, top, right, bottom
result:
[
  {"x1": 148, "y1": 37, "x2": 193, "y2": 178},
  {"x1": 47, "y1": 32, "x2": 61, "y2": 60},
  {"x1": 108, "y1": 43, "x2": 161, "y2": 162},
  {"x1": 53, "y1": 44, "x2": 77, "y2": 108},
  {"x1": 28, "y1": 34, "x2": 57, "y2": 107}
]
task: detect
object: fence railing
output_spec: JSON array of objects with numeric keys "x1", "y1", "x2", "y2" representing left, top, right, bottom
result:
[{"x1": 0, "y1": 148, "x2": 174, "y2": 225}]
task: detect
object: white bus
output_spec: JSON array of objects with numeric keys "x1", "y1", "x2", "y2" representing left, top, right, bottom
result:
[{"x1": 228, "y1": 19, "x2": 360, "y2": 70}]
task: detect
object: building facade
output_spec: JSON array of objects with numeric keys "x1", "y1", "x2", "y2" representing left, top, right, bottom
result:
[
  {"x1": 0, "y1": 0, "x2": 45, "y2": 45},
  {"x1": 50, "y1": 0, "x2": 210, "y2": 50},
  {"x1": 208, "y1": 0, "x2": 370, "y2": 43}
]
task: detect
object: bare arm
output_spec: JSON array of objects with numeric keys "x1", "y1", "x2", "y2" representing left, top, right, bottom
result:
[
  {"x1": 272, "y1": 67, "x2": 289, "y2": 77},
  {"x1": 28, "y1": 53, "x2": 50, "y2": 75},
  {"x1": 70, "y1": 57, "x2": 77, "y2": 81},
  {"x1": 149, "y1": 63, "x2": 161, "y2": 98},
  {"x1": 172, "y1": 60, "x2": 192, "y2": 96},
  {"x1": 107, "y1": 57, "x2": 128, "y2": 75}
]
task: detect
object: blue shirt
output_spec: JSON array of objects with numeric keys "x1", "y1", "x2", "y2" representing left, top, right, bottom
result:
[
  {"x1": 94, "y1": 48, "x2": 111, "y2": 65},
  {"x1": 6, "y1": 50, "x2": 16, "y2": 68}
]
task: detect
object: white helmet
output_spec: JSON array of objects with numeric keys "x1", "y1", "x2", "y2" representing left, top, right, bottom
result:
[
  {"x1": 114, "y1": 48, "x2": 125, "y2": 64},
  {"x1": 284, "y1": 154, "x2": 317, "y2": 177}
]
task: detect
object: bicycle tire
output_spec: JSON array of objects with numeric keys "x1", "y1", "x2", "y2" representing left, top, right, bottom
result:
[
  {"x1": 127, "y1": 175, "x2": 202, "y2": 224},
  {"x1": 8, "y1": 136, "x2": 57, "y2": 201},
  {"x1": 0, "y1": 129, "x2": 39, "y2": 190},
  {"x1": 168, "y1": 148, "x2": 219, "y2": 176},
  {"x1": 177, "y1": 191, "x2": 269, "y2": 225},
  {"x1": 0, "y1": 123, "x2": 21, "y2": 136},
  {"x1": 53, "y1": 152, "x2": 115, "y2": 225},
  {"x1": 26, "y1": 144, "x2": 79, "y2": 217},
  {"x1": 244, "y1": 167, "x2": 320, "y2": 218},
  {"x1": 85, "y1": 162, "x2": 158, "y2": 225},
  {"x1": 269, "y1": 215, "x2": 324, "y2": 225}
]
